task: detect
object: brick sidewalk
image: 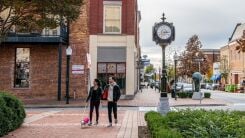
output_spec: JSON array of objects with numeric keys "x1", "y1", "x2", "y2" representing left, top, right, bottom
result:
[
  {"x1": 4, "y1": 89, "x2": 229, "y2": 138},
  {"x1": 23, "y1": 88, "x2": 228, "y2": 108},
  {"x1": 4, "y1": 109, "x2": 146, "y2": 138}
]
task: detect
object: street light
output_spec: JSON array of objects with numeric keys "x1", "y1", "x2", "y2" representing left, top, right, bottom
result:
[
  {"x1": 137, "y1": 57, "x2": 143, "y2": 92},
  {"x1": 66, "y1": 46, "x2": 72, "y2": 104},
  {"x1": 159, "y1": 67, "x2": 161, "y2": 93},
  {"x1": 173, "y1": 52, "x2": 178, "y2": 100}
]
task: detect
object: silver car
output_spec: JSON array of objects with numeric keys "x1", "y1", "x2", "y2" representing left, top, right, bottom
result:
[{"x1": 182, "y1": 83, "x2": 193, "y2": 93}]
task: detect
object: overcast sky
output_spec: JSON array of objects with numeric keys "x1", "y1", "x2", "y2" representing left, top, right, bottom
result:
[{"x1": 138, "y1": 0, "x2": 245, "y2": 68}]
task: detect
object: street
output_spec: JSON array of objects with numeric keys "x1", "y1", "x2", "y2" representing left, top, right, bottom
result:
[
  {"x1": 207, "y1": 89, "x2": 245, "y2": 111},
  {"x1": 174, "y1": 89, "x2": 245, "y2": 111},
  {"x1": 207, "y1": 90, "x2": 245, "y2": 104}
]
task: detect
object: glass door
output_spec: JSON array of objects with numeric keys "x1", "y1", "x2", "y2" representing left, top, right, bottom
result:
[{"x1": 97, "y1": 62, "x2": 126, "y2": 94}]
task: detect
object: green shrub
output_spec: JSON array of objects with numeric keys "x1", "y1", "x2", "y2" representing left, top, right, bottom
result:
[
  {"x1": 188, "y1": 92, "x2": 193, "y2": 98},
  {"x1": 145, "y1": 111, "x2": 183, "y2": 138},
  {"x1": 178, "y1": 92, "x2": 188, "y2": 98},
  {"x1": 145, "y1": 109, "x2": 245, "y2": 138},
  {"x1": 204, "y1": 92, "x2": 211, "y2": 98},
  {"x1": 0, "y1": 92, "x2": 26, "y2": 137}
]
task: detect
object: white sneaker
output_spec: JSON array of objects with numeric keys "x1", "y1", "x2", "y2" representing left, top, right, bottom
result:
[
  {"x1": 94, "y1": 121, "x2": 98, "y2": 125},
  {"x1": 107, "y1": 123, "x2": 112, "y2": 127}
]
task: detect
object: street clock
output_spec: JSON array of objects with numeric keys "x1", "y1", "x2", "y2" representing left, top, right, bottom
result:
[
  {"x1": 157, "y1": 24, "x2": 172, "y2": 40},
  {"x1": 153, "y1": 14, "x2": 175, "y2": 45}
]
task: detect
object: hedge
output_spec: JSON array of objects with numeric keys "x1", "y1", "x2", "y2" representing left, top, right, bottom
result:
[
  {"x1": 145, "y1": 109, "x2": 245, "y2": 138},
  {"x1": 0, "y1": 92, "x2": 26, "y2": 137},
  {"x1": 177, "y1": 92, "x2": 211, "y2": 98},
  {"x1": 177, "y1": 92, "x2": 193, "y2": 98}
]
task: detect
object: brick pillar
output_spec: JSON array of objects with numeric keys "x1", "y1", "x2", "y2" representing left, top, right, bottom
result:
[{"x1": 69, "y1": 0, "x2": 90, "y2": 99}]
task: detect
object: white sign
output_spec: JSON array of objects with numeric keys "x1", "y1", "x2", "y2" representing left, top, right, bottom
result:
[
  {"x1": 213, "y1": 62, "x2": 220, "y2": 75},
  {"x1": 72, "y1": 65, "x2": 84, "y2": 74}
]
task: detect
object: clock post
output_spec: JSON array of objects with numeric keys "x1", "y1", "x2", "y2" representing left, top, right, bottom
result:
[{"x1": 153, "y1": 13, "x2": 175, "y2": 114}]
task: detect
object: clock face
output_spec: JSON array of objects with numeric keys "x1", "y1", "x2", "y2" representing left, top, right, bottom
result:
[{"x1": 157, "y1": 24, "x2": 172, "y2": 40}]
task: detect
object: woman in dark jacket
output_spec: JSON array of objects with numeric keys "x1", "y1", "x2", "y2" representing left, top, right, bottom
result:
[{"x1": 86, "y1": 79, "x2": 102, "y2": 125}]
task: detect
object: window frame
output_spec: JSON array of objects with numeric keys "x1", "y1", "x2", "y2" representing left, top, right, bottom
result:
[
  {"x1": 103, "y1": 4, "x2": 122, "y2": 34},
  {"x1": 14, "y1": 48, "x2": 30, "y2": 88}
]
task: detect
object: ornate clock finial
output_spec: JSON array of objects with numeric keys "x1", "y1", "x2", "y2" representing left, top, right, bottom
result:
[{"x1": 161, "y1": 13, "x2": 166, "y2": 22}]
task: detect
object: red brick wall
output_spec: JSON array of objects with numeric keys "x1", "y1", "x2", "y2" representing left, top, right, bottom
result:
[
  {"x1": 89, "y1": 0, "x2": 103, "y2": 34},
  {"x1": 89, "y1": 0, "x2": 137, "y2": 35},
  {"x1": 0, "y1": 0, "x2": 90, "y2": 100},
  {"x1": 0, "y1": 44, "x2": 67, "y2": 100},
  {"x1": 69, "y1": 0, "x2": 90, "y2": 98},
  {"x1": 122, "y1": 0, "x2": 136, "y2": 35}
]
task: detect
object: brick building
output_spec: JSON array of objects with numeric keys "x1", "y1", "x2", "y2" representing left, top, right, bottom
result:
[
  {"x1": 89, "y1": 0, "x2": 141, "y2": 99},
  {"x1": 220, "y1": 23, "x2": 245, "y2": 85},
  {"x1": 201, "y1": 49, "x2": 220, "y2": 64},
  {"x1": 0, "y1": 1, "x2": 90, "y2": 100},
  {"x1": 0, "y1": 0, "x2": 141, "y2": 100}
]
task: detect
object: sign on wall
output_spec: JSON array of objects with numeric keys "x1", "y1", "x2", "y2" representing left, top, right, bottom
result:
[{"x1": 72, "y1": 65, "x2": 84, "y2": 74}]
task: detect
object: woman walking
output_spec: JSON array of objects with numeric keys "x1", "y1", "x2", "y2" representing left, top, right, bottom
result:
[{"x1": 86, "y1": 79, "x2": 103, "y2": 126}]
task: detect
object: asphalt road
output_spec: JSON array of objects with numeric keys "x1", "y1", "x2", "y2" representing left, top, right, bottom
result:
[{"x1": 206, "y1": 89, "x2": 245, "y2": 104}]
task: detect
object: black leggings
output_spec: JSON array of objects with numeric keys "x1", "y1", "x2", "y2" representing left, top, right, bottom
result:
[
  {"x1": 89, "y1": 101, "x2": 100, "y2": 122},
  {"x1": 108, "y1": 101, "x2": 117, "y2": 123}
]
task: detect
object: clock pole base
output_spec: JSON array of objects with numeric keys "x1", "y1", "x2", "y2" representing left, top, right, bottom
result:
[{"x1": 157, "y1": 97, "x2": 170, "y2": 115}]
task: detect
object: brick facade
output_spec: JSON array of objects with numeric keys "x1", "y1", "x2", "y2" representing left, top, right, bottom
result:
[
  {"x1": 89, "y1": 0, "x2": 137, "y2": 35},
  {"x1": 88, "y1": 0, "x2": 140, "y2": 98},
  {"x1": 221, "y1": 44, "x2": 245, "y2": 84},
  {"x1": 0, "y1": 0, "x2": 89, "y2": 100},
  {"x1": 0, "y1": 44, "x2": 67, "y2": 99},
  {"x1": 69, "y1": 0, "x2": 90, "y2": 98},
  {"x1": 201, "y1": 49, "x2": 220, "y2": 76}
]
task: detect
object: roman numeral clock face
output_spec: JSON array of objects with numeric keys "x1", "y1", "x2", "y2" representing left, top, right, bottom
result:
[{"x1": 156, "y1": 24, "x2": 172, "y2": 40}]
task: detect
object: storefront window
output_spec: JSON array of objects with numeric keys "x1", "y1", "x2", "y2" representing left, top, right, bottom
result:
[
  {"x1": 97, "y1": 62, "x2": 126, "y2": 94},
  {"x1": 15, "y1": 48, "x2": 30, "y2": 88}
]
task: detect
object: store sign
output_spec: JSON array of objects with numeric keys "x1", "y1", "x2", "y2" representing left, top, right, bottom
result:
[{"x1": 72, "y1": 65, "x2": 84, "y2": 74}]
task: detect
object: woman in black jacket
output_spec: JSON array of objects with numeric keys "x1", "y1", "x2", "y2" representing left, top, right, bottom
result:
[{"x1": 86, "y1": 79, "x2": 102, "y2": 126}]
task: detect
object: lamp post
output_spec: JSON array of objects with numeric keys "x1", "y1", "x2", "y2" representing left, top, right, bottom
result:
[
  {"x1": 154, "y1": 70, "x2": 157, "y2": 91},
  {"x1": 173, "y1": 52, "x2": 178, "y2": 100},
  {"x1": 137, "y1": 57, "x2": 143, "y2": 92},
  {"x1": 159, "y1": 67, "x2": 161, "y2": 92},
  {"x1": 66, "y1": 46, "x2": 72, "y2": 104}
]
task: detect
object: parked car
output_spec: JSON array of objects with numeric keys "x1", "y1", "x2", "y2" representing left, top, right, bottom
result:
[
  {"x1": 200, "y1": 83, "x2": 206, "y2": 89},
  {"x1": 176, "y1": 82, "x2": 185, "y2": 92},
  {"x1": 181, "y1": 83, "x2": 193, "y2": 93},
  {"x1": 149, "y1": 80, "x2": 155, "y2": 88},
  {"x1": 155, "y1": 81, "x2": 160, "y2": 89},
  {"x1": 205, "y1": 83, "x2": 212, "y2": 90},
  {"x1": 211, "y1": 83, "x2": 219, "y2": 90}
]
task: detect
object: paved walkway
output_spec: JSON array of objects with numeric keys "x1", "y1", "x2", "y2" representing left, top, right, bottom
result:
[{"x1": 4, "y1": 109, "x2": 146, "y2": 138}]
